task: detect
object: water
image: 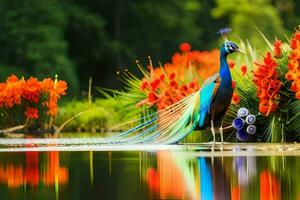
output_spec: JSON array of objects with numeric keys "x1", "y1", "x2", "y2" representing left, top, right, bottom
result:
[{"x1": 0, "y1": 139, "x2": 299, "y2": 200}]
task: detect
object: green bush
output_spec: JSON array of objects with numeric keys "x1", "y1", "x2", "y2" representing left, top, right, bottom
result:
[{"x1": 56, "y1": 98, "x2": 140, "y2": 133}]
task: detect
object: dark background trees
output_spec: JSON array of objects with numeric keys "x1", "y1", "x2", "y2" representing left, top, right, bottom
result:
[{"x1": 0, "y1": 0, "x2": 299, "y2": 95}]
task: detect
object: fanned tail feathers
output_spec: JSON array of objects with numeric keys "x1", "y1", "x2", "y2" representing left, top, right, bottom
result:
[{"x1": 100, "y1": 90, "x2": 201, "y2": 144}]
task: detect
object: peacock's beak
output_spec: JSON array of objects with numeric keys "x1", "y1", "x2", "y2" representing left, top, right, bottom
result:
[{"x1": 236, "y1": 48, "x2": 246, "y2": 55}]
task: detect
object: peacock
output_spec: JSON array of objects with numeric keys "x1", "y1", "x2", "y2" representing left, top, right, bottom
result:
[{"x1": 100, "y1": 29, "x2": 245, "y2": 145}]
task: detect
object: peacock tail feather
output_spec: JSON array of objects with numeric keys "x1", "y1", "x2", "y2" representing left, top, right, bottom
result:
[{"x1": 100, "y1": 89, "x2": 201, "y2": 144}]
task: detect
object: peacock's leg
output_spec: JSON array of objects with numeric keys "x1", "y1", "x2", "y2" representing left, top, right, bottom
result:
[
  {"x1": 219, "y1": 126, "x2": 224, "y2": 151},
  {"x1": 219, "y1": 126, "x2": 224, "y2": 143},
  {"x1": 210, "y1": 120, "x2": 216, "y2": 145},
  {"x1": 211, "y1": 120, "x2": 216, "y2": 143}
]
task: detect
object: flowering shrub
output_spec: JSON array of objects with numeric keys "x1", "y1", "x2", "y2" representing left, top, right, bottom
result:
[
  {"x1": 0, "y1": 74, "x2": 67, "y2": 127},
  {"x1": 137, "y1": 43, "x2": 243, "y2": 110},
  {"x1": 224, "y1": 27, "x2": 300, "y2": 142},
  {"x1": 253, "y1": 52, "x2": 282, "y2": 116}
]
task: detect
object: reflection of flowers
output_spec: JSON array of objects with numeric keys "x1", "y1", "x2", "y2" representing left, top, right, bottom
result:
[
  {"x1": 260, "y1": 170, "x2": 281, "y2": 200},
  {"x1": 0, "y1": 151, "x2": 68, "y2": 188},
  {"x1": 146, "y1": 152, "x2": 185, "y2": 198},
  {"x1": 0, "y1": 165, "x2": 24, "y2": 188},
  {"x1": 43, "y1": 151, "x2": 69, "y2": 185},
  {"x1": 25, "y1": 151, "x2": 40, "y2": 186},
  {"x1": 146, "y1": 151, "x2": 198, "y2": 199}
]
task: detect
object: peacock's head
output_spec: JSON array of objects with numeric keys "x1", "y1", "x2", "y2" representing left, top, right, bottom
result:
[{"x1": 221, "y1": 41, "x2": 245, "y2": 55}]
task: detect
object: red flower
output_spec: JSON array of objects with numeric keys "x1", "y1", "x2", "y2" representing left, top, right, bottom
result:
[
  {"x1": 231, "y1": 92, "x2": 240, "y2": 105},
  {"x1": 147, "y1": 92, "x2": 159, "y2": 104},
  {"x1": 273, "y1": 40, "x2": 282, "y2": 58},
  {"x1": 232, "y1": 81, "x2": 236, "y2": 89},
  {"x1": 159, "y1": 74, "x2": 165, "y2": 81},
  {"x1": 150, "y1": 79, "x2": 160, "y2": 91},
  {"x1": 241, "y1": 65, "x2": 247, "y2": 75},
  {"x1": 179, "y1": 42, "x2": 191, "y2": 52},
  {"x1": 169, "y1": 73, "x2": 176, "y2": 80},
  {"x1": 138, "y1": 47, "x2": 218, "y2": 110},
  {"x1": 170, "y1": 80, "x2": 178, "y2": 88},
  {"x1": 25, "y1": 107, "x2": 39, "y2": 119},
  {"x1": 140, "y1": 79, "x2": 149, "y2": 91},
  {"x1": 189, "y1": 82, "x2": 195, "y2": 89},
  {"x1": 229, "y1": 61, "x2": 235, "y2": 69}
]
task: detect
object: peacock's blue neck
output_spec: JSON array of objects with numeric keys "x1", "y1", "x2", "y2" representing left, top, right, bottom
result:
[{"x1": 219, "y1": 53, "x2": 232, "y2": 87}]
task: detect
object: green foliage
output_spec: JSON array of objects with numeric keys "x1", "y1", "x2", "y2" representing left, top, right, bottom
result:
[
  {"x1": 56, "y1": 97, "x2": 141, "y2": 132},
  {"x1": 212, "y1": 0, "x2": 285, "y2": 48},
  {"x1": 0, "y1": 0, "x2": 79, "y2": 93},
  {"x1": 0, "y1": 0, "x2": 299, "y2": 93}
]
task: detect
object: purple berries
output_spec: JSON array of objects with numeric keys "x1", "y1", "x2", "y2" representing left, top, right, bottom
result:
[
  {"x1": 237, "y1": 129, "x2": 249, "y2": 141},
  {"x1": 237, "y1": 107, "x2": 249, "y2": 117},
  {"x1": 246, "y1": 114, "x2": 256, "y2": 125},
  {"x1": 246, "y1": 125, "x2": 256, "y2": 135},
  {"x1": 233, "y1": 108, "x2": 256, "y2": 141},
  {"x1": 233, "y1": 117, "x2": 244, "y2": 129}
]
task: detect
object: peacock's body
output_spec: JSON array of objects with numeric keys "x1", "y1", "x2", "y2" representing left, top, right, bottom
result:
[{"x1": 100, "y1": 40, "x2": 244, "y2": 145}]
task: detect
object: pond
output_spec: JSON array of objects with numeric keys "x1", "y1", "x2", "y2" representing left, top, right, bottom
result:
[{"x1": 0, "y1": 137, "x2": 299, "y2": 200}]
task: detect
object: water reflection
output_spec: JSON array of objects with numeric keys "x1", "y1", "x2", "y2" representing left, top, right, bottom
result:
[
  {"x1": 0, "y1": 150, "x2": 298, "y2": 200},
  {"x1": 0, "y1": 152, "x2": 68, "y2": 188}
]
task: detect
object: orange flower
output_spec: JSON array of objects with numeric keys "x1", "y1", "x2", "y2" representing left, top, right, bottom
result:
[
  {"x1": 259, "y1": 99, "x2": 278, "y2": 116},
  {"x1": 286, "y1": 28, "x2": 300, "y2": 99},
  {"x1": 179, "y1": 42, "x2": 191, "y2": 52},
  {"x1": 40, "y1": 78, "x2": 54, "y2": 93},
  {"x1": 231, "y1": 92, "x2": 240, "y2": 105},
  {"x1": 22, "y1": 77, "x2": 41, "y2": 103},
  {"x1": 273, "y1": 40, "x2": 282, "y2": 58},
  {"x1": 253, "y1": 52, "x2": 281, "y2": 116},
  {"x1": 45, "y1": 79, "x2": 68, "y2": 117},
  {"x1": 295, "y1": 91, "x2": 300, "y2": 99},
  {"x1": 0, "y1": 75, "x2": 24, "y2": 108},
  {"x1": 25, "y1": 107, "x2": 39, "y2": 119},
  {"x1": 6, "y1": 74, "x2": 19, "y2": 83}
]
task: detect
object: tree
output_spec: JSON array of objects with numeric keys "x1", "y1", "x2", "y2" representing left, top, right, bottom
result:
[
  {"x1": 0, "y1": 0, "x2": 79, "y2": 93},
  {"x1": 212, "y1": 0, "x2": 285, "y2": 47}
]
